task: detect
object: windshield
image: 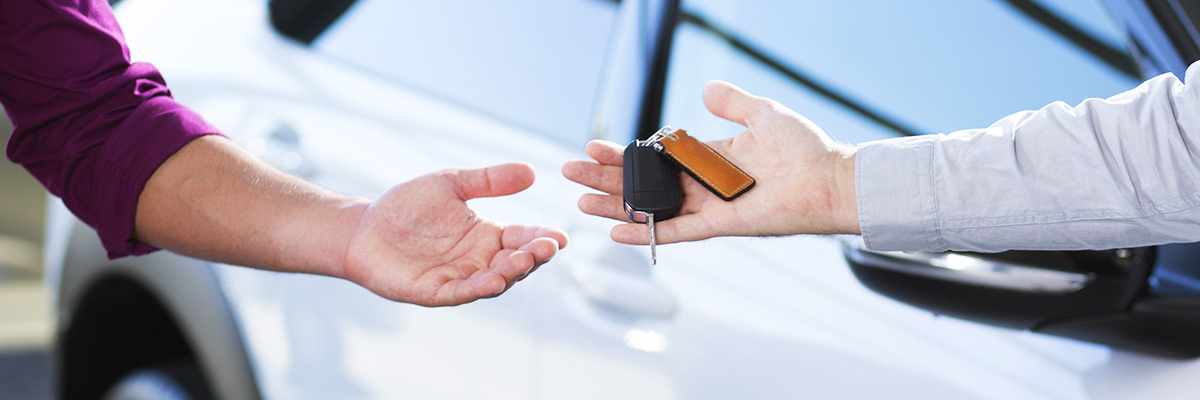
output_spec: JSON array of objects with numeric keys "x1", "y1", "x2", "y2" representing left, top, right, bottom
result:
[
  {"x1": 306, "y1": 0, "x2": 618, "y2": 145},
  {"x1": 662, "y1": 0, "x2": 1141, "y2": 144}
]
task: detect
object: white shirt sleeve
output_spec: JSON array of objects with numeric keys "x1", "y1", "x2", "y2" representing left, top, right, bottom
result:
[{"x1": 856, "y1": 60, "x2": 1200, "y2": 252}]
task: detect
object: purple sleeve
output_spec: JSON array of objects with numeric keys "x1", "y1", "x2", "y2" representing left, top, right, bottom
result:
[{"x1": 0, "y1": 1, "x2": 223, "y2": 258}]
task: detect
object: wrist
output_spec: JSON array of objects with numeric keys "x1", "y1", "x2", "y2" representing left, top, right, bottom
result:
[
  {"x1": 831, "y1": 147, "x2": 861, "y2": 235},
  {"x1": 275, "y1": 194, "x2": 371, "y2": 279}
]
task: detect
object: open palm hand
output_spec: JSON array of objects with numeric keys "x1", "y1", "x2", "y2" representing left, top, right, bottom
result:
[{"x1": 343, "y1": 163, "x2": 567, "y2": 306}]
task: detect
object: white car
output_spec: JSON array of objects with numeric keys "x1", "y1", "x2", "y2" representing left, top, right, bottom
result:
[{"x1": 47, "y1": 0, "x2": 1200, "y2": 399}]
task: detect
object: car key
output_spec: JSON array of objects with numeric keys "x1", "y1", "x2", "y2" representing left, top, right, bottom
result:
[
  {"x1": 651, "y1": 127, "x2": 755, "y2": 200},
  {"x1": 624, "y1": 135, "x2": 682, "y2": 265}
]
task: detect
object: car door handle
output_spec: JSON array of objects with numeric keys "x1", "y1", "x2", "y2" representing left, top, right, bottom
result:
[
  {"x1": 564, "y1": 239, "x2": 677, "y2": 318},
  {"x1": 244, "y1": 122, "x2": 317, "y2": 178},
  {"x1": 568, "y1": 261, "x2": 676, "y2": 317}
]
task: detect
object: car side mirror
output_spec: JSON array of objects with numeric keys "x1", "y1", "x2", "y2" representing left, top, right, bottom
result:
[{"x1": 842, "y1": 237, "x2": 1200, "y2": 358}]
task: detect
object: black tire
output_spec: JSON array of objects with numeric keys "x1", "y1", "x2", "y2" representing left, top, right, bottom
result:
[{"x1": 102, "y1": 362, "x2": 213, "y2": 400}]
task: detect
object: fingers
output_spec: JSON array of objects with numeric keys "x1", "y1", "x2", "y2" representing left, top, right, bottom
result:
[
  {"x1": 435, "y1": 270, "x2": 508, "y2": 307},
  {"x1": 585, "y1": 140, "x2": 625, "y2": 166},
  {"x1": 562, "y1": 160, "x2": 623, "y2": 195},
  {"x1": 501, "y1": 224, "x2": 569, "y2": 251},
  {"x1": 490, "y1": 238, "x2": 555, "y2": 279},
  {"x1": 494, "y1": 226, "x2": 565, "y2": 286},
  {"x1": 468, "y1": 238, "x2": 557, "y2": 299},
  {"x1": 564, "y1": 140, "x2": 628, "y2": 223},
  {"x1": 422, "y1": 231, "x2": 562, "y2": 307},
  {"x1": 489, "y1": 248, "x2": 536, "y2": 281},
  {"x1": 702, "y1": 80, "x2": 772, "y2": 127},
  {"x1": 448, "y1": 162, "x2": 537, "y2": 200},
  {"x1": 562, "y1": 140, "x2": 624, "y2": 195},
  {"x1": 577, "y1": 193, "x2": 628, "y2": 221},
  {"x1": 610, "y1": 213, "x2": 719, "y2": 245}
]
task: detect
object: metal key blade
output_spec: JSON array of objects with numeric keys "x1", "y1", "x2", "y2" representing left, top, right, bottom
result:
[
  {"x1": 623, "y1": 138, "x2": 680, "y2": 265},
  {"x1": 648, "y1": 212, "x2": 657, "y2": 265}
]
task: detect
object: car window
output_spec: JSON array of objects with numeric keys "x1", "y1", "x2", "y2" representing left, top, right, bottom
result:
[
  {"x1": 1181, "y1": 0, "x2": 1200, "y2": 30},
  {"x1": 1153, "y1": 0, "x2": 1200, "y2": 62},
  {"x1": 662, "y1": 0, "x2": 1142, "y2": 144},
  {"x1": 303, "y1": 0, "x2": 618, "y2": 146}
]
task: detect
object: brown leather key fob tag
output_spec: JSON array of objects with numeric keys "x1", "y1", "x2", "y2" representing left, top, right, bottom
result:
[{"x1": 648, "y1": 126, "x2": 755, "y2": 201}]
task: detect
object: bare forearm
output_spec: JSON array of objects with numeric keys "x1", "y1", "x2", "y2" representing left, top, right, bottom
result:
[
  {"x1": 133, "y1": 135, "x2": 566, "y2": 306},
  {"x1": 135, "y1": 135, "x2": 366, "y2": 278}
]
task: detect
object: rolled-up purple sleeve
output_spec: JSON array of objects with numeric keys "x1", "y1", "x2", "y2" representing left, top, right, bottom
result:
[{"x1": 1, "y1": 1, "x2": 222, "y2": 258}]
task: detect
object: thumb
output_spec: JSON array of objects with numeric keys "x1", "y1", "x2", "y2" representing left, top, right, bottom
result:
[
  {"x1": 447, "y1": 162, "x2": 536, "y2": 200},
  {"x1": 702, "y1": 80, "x2": 772, "y2": 127}
]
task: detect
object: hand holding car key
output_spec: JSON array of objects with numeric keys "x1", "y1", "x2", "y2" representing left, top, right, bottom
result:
[
  {"x1": 565, "y1": 81, "x2": 860, "y2": 257},
  {"x1": 623, "y1": 126, "x2": 756, "y2": 264}
]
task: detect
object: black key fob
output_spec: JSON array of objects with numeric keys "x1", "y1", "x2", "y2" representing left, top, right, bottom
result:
[{"x1": 623, "y1": 140, "x2": 682, "y2": 223}]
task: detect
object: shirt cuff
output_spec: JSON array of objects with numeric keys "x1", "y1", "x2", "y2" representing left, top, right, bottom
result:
[{"x1": 856, "y1": 134, "x2": 945, "y2": 251}]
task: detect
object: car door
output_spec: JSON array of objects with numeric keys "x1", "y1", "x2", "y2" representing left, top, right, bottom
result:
[
  {"x1": 530, "y1": 0, "x2": 1200, "y2": 399},
  {"x1": 843, "y1": 0, "x2": 1200, "y2": 356},
  {"x1": 118, "y1": 0, "x2": 621, "y2": 398},
  {"x1": 838, "y1": 0, "x2": 1200, "y2": 398}
]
